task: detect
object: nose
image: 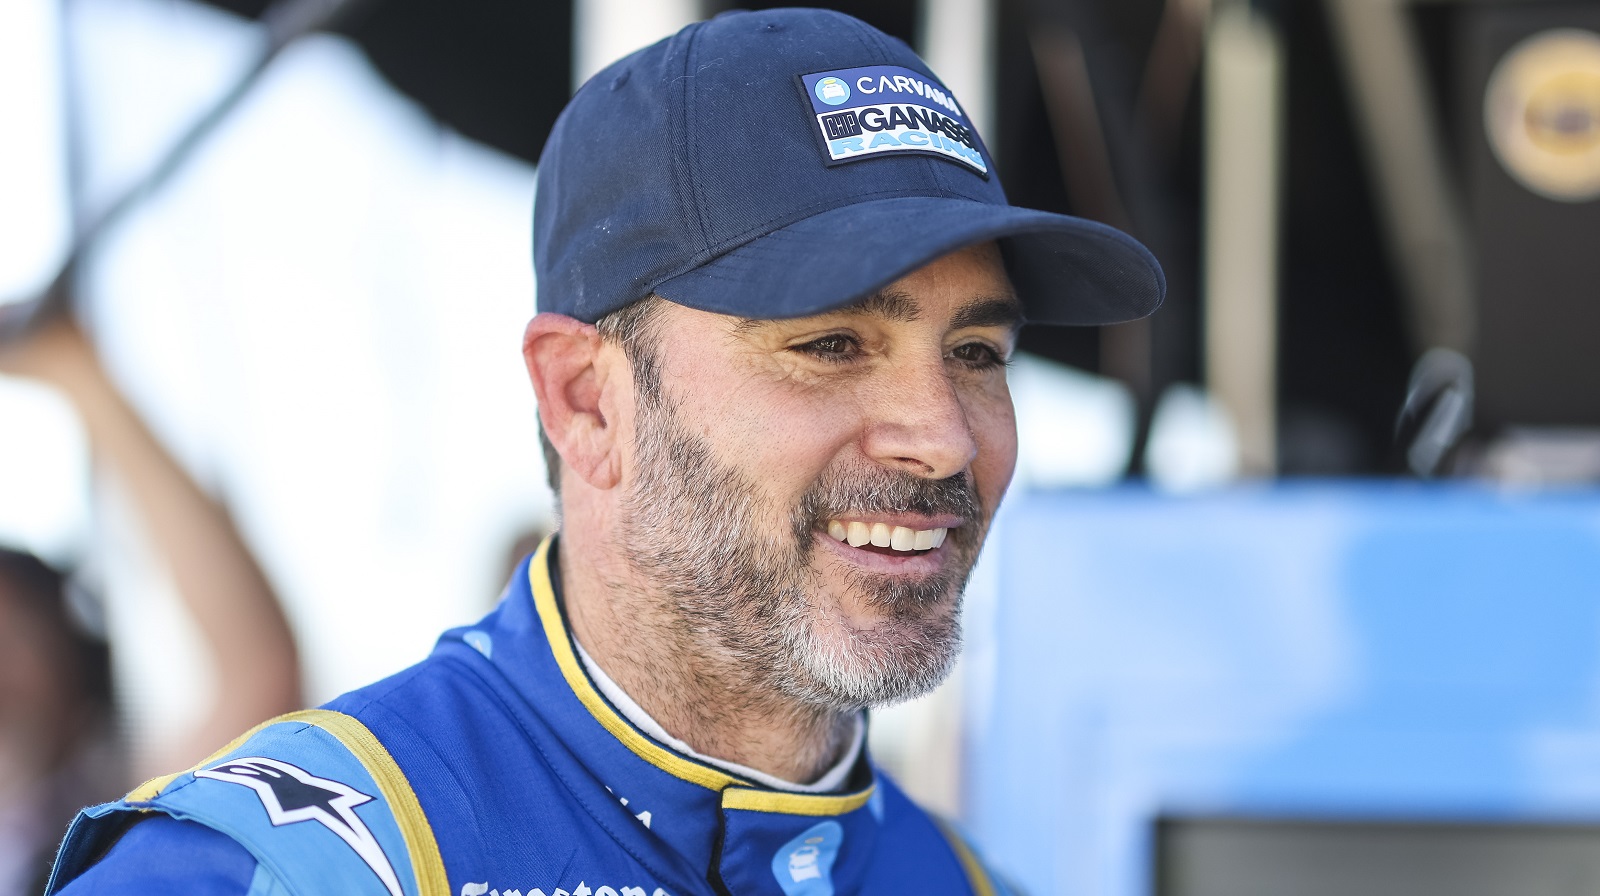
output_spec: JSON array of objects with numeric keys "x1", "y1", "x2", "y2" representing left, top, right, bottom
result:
[{"x1": 859, "y1": 357, "x2": 978, "y2": 479}]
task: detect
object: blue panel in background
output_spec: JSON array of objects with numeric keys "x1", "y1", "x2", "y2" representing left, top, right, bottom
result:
[{"x1": 964, "y1": 483, "x2": 1600, "y2": 896}]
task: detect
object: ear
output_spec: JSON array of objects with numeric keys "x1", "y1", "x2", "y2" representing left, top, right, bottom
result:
[{"x1": 523, "y1": 313, "x2": 623, "y2": 490}]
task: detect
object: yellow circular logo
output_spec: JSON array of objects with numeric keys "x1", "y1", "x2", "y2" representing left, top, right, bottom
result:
[{"x1": 1484, "y1": 28, "x2": 1600, "y2": 202}]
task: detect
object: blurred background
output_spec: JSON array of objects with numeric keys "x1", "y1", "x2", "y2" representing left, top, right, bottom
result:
[{"x1": 2, "y1": 0, "x2": 1599, "y2": 893}]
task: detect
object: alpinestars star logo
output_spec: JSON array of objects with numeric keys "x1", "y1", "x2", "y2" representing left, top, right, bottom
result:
[{"x1": 197, "y1": 757, "x2": 404, "y2": 896}]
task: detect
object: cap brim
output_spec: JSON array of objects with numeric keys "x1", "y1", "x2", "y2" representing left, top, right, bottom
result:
[{"x1": 652, "y1": 196, "x2": 1165, "y2": 326}]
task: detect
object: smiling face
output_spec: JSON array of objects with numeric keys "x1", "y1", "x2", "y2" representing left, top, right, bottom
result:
[{"x1": 614, "y1": 243, "x2": 1021, "y2": 710}]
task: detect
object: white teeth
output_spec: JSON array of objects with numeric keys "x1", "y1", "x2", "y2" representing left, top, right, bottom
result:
[
  {"x1": 870, "y1": 523, "x2": 892, "y2": 547},
  {"x1": 847, "y1": 521, "x2": 871, "y2": 547},
  {"x1": 826, "y1": 521, "x2": 951, "y2": 553},
  {"x1": 891, "y1": 526, "x2": 916, "y2": 551}
]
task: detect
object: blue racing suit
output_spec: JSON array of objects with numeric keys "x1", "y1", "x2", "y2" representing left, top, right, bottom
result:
[{"x1": 47, "y1": 539, "x2": 1008, "y2": 896}]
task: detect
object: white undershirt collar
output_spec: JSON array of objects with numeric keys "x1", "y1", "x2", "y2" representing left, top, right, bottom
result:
[{"x1": 574, "y1": 639, "x2": 865, "y2": 794}]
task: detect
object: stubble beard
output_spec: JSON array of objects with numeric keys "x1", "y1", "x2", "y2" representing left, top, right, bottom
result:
[{"x1": 618, "y1": 391, "x2": 988, "y2": 712}]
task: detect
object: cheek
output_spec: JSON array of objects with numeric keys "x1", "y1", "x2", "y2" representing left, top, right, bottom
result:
[
  {"x1": 969, "y1": 390, "x2": 1018, "y2": 503},
  {"x1": 681, "y1": 368, "x2": 860, "y2": 481}
]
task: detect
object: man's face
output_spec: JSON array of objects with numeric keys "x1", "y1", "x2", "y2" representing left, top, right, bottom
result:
[{"x1": 615, "y1": 243, "x2": 1020, "y2": 710}]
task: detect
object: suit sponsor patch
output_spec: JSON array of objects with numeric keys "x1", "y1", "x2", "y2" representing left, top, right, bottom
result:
[
  {"x1": 459, "y1": 883, "x2": 671, "y2": 896},
  {"x1": 197, "y1": 756, "x2": 405, "y2": 896}
]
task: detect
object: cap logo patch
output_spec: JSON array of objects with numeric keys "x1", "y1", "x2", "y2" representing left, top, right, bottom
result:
[
  {"x1": 798, "y1": 65, "x2": 988, "y2": 176},
  {"x1": 814, "y1": 77, "x2": 851, "y2": 105}
]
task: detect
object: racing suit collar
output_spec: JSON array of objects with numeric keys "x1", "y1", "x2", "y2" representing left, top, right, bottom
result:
[
  {"x1": 456, "y1": 536, "x2": 886, "y2": 893},
  {"x1": 572, "y1": 637, "x2": 868, "y2": 795}
]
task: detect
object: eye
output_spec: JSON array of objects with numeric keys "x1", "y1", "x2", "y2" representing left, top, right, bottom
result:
[
  {"x1": 793, "y1": 333, "x2": 861, "y2": 363},
  {"x1": 950, "y1": 341, "x2": 1007, "y2": 369}
]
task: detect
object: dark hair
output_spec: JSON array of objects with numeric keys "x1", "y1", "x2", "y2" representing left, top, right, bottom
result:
[
  {"x1": 0, "y1": 547, "x2": 114, "y2": 711},
  {"x1": 538, "y1": 295, "x2": 667, "y2": 498}
]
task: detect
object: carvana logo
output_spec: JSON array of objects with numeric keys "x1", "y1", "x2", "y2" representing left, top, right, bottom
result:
[
  {"x1": 772, "y1": 821, "x2": 843, "y2": 896},
  {"x1": 814, "y1": 77, "x2": 849, "y2": 105}
]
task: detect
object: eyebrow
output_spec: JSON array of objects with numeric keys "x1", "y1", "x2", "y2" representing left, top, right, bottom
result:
[
  {"x1": 949, "y1": 296, "x2": 1026, "y2": 333},
  {"x1": 852, "y1": 289, "x2": 922, "y2": 322},
  {"x1": 734, "y1": 289, "x2": 918, "y2": 331},
  {"x1": 736, "y1": 290, "x2": 1025, "y2": 332}
]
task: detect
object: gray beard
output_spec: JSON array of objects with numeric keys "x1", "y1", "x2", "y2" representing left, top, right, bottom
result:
[{"x1": 617, "y1": 391, "x2": 985, "y2": 710}]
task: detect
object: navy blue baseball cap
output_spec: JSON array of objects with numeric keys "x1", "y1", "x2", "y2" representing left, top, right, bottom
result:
[{"x1": 534, "y1": 7, "x2": 1165, "y2": 326}]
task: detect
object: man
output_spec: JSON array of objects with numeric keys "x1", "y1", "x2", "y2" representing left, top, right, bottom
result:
[{"x1": 47, "y1": 8, "x2": 1162, "y2": 896}]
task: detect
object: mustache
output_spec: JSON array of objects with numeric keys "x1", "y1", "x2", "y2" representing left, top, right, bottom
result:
[{"x1": 797, "y1": 467, "x2": 980, "y2": 523}]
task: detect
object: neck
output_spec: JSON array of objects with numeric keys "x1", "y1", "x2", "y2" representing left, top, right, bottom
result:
[{"x1": 556, "y1": 528, "x2": 856, "y2": 785}]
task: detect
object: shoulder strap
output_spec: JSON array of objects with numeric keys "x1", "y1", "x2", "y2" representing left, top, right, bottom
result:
[{"x1": 49, "y1": 709, "x2": 449, "y2": 896}]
